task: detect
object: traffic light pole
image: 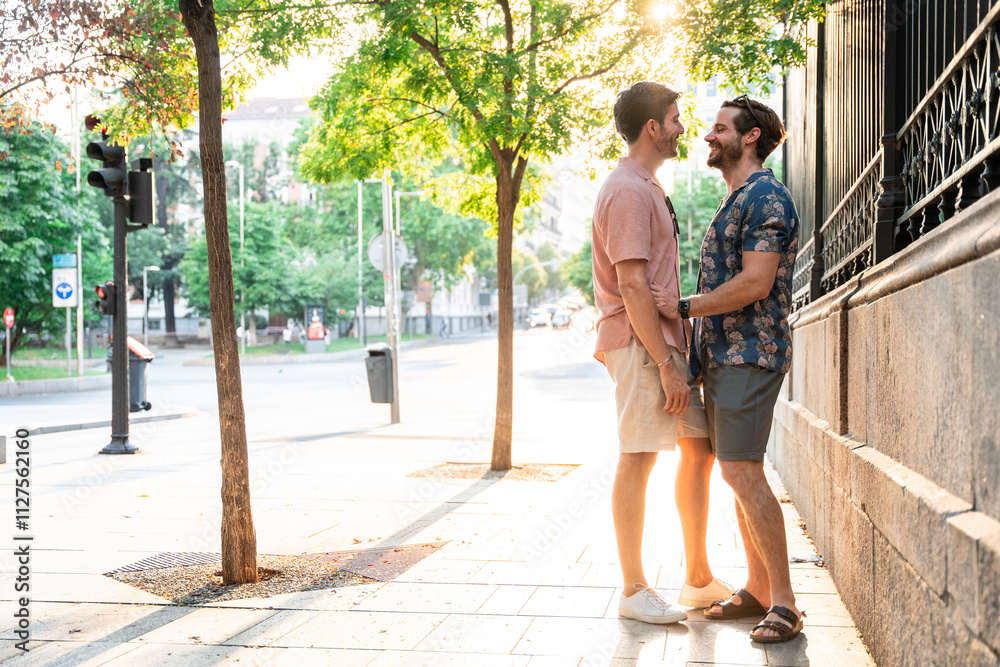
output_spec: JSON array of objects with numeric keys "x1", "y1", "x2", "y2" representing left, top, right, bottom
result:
[
  {"x1": 101, "y1": 195, "x2": 135, "y2": 455},
  {"x1": 380, "y1": 170, "x2": 400, "y2": 424}
]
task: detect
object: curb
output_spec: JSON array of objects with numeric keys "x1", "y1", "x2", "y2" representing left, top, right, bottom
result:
[
  {"x1": 182, "y1": 336, "x2": 444, "y2": 367},
  {"x1": 28, "y1": 409, "x2": 200, "y2": 436},
  {"x1": 0, "y1": 374, "x2": 112, "y2": 398}
]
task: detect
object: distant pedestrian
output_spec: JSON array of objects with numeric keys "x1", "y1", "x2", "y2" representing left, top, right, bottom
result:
[
  {"x1": 439, "y1": 320, "x2": 448, "y2": 338},
  {"x1": 654, "y1": 95, "x2": 802, "y2": 643},
  {"x1": 592, "y1": 81, "x2": 730, "y2": 627},
  {"x1": 282, "y1": 327, "x2": 292, "y2": 344}
]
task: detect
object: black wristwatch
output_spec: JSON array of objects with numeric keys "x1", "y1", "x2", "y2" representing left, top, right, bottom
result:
[{"x1": 677, "y1": 298, "x2": 691, "y2": 319}]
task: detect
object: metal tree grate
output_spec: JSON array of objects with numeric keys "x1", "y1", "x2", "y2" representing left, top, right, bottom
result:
[{"x1": 107, "y1": 552, "x2": 221, "y2": 574}]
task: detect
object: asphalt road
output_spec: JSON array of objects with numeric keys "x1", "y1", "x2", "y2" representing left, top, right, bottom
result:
[{"x1": 1, "y1": 324, "x2": 617, "y2": 453}]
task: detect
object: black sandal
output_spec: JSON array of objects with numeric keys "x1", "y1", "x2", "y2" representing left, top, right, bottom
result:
[
  {"x1": 749, "y1": 605, "x2": 804, "y2": 643},
  {"x1": 703, "y1": 588, "x2": 767, "y2": 620}
]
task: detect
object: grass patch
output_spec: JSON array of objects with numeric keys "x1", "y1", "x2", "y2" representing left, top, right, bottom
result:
[
  {"x1": 13, "y1": 346, "x2": 97, "y2": 361},
  {"x1": 6, "y1": 366, "x2": 105, "y2": 381}
]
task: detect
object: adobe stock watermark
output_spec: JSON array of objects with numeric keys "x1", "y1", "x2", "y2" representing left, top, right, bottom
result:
[
  {"x1": 393, "y1": 413, "x2": 494, "y2": 524},
  {"x1": 185, "y1": 439, "x2": 307, "y2": 552},
  {"x1": 516, "y1": 467, "x2": 615, "y2": 561}
]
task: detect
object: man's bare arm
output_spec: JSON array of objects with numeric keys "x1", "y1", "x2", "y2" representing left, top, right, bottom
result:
[
  {"x1": 653, "y1": 251, "x2": 780, "y2": 319},
  {"x1": 616, "y1": 259, "x2": 690, "y2": 415}
]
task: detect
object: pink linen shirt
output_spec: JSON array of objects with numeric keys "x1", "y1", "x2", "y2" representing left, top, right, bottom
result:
[{"x1": 592, "y1": 157, "x2": 686, "y2": 364}]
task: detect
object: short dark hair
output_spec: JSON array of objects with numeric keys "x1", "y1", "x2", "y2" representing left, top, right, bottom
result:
[
  {"x1": 720, "y1": 97, "x2": 786, "y2": 160},
  {"x1": 613, "y1": 82, "x2": 680, "y2": 145}
]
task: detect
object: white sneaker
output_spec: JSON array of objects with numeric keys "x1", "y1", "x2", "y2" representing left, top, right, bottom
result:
[
  {"x1": 618, "y1": 585, "x2": 687, "y2": 624},
  {"x1": 677, "y1": 578, "x2": 734, "y2": 608}
]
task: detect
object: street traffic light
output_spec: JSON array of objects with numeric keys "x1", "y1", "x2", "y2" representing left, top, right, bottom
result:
[
  {"x1": 84, "y1": 115, "x2": 127, "y2": 197},
  {"x1": 127, "y1": 158, "x2": 155, "y2": 228},
  {"x1": 95, "y1": 282, "x2": 116, "y2": 316}
]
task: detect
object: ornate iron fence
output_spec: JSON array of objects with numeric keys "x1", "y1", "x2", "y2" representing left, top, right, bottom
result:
[{"x1": 788, "y1": 0, "x2": 1000, "y2": 308}]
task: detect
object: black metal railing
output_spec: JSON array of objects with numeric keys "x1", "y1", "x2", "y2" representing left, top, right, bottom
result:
[
  {"x1": 792, "y1": 235, "x2": 815, "y2": 310},
  {"x1": 897, "y1": 6, "x2": 1000, "y2": 246},
  {"x1": 821, "y1": 150, "x2": 882, "y2": 292},
  {"x1": 788, "y1": 0, "x2": 1000, "y2": 309}
]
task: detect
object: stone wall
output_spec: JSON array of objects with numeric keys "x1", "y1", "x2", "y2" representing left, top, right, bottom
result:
[{"x1": 772, "y1": 189, "x2": 1000, "y2": 665}]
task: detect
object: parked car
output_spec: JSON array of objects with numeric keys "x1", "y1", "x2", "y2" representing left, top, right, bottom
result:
[
  {"x1": 550, "y1": 308, "x2": 573, "y2": 328},
  {"x1": 527, "y1": 308, "x2": 551, "y2": 327}
]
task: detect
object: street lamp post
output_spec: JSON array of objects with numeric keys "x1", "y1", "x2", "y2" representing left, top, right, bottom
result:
[
  {"x1": 225, "y1": 161, "x2": 245, "y2": 355},
  {"x1": 513, "y1": 258, "x2": 559, "y2": 285},
  {"x1": 394, "y1": 190, "x2": 423, "y2": 338},
  {"x1": 143, "y1": 265, "x2": 160, "y2": 347},
  {"x1": 513, "y1": 259, "x2": 559, "y2": 327}
]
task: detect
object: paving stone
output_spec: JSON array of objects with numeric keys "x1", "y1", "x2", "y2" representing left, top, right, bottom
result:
[
  {"x1": 519, "y1": 586, "x2": 616, "y2": 618},
  {"x1": 369, "y1": 649, "x2": 531, "y2": 666},
  {"x1": 414, "y1": 613, "x2": 534, "y2": 654},
  {"x1": 131, "y1": 607, "x2": 279, "y2": 645},
  {"x1": 0, "y1": 639, "x2": 141, "y2": 666},
  {"x1": 220, "y1": 609, "x2": 321, "y2": 646},
  {"x1": 261, "y1": 647, "x2": 378, "y2": 666},
  {"x1": 102, "y1": 643, "x2": 283, "y2": 666},
  {"x1": 478, "y1": 585, "x2": 538, "y2": 615},
  {"x1": 353, "y1": 582, "x2": 498, "y2": 614},
  {"x1": 271, "y1": 610, "x2": 446, "y2": 650},
  {"x1": 513, "y1": 617, "x2": 668, "y2": 661},
  {"x1": 203, "y1": 582, "x2": 384, "y2": 611},
  {"x1": 661, "y1": 622, "x2": 767, "y2": 666}
]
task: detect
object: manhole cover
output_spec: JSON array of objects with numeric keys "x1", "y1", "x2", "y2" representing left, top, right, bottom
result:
[{"x1": 107, "y1": 552, "x2": 221, "y2": 574}]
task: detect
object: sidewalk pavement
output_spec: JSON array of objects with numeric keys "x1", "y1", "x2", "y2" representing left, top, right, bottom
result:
[{"x1": 0, "y1": 333, "x2": 874, "y2": 666}]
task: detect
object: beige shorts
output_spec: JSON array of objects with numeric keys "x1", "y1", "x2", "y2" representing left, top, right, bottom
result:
[{"x1": 604, "y1": 340, "x2": 709, "y2": 453}]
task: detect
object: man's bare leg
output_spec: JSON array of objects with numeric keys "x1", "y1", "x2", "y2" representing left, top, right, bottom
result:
[
  {"x1": 675, "y1": 437, "x2": 715, "y2": 587},
  {"x1": 720, "y1": 460, "x2": 799, "y2": 637},
  {"x1": 613, "y1": 451, "x2": 658, "y2": 595},
  {"x1": 707, "y1": 495, "x2": 771, "y2": 614}
]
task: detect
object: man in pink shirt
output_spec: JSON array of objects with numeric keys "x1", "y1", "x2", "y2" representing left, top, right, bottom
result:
[{"x1": 592, "y1": 82, "x2": 730, "y2": 624}]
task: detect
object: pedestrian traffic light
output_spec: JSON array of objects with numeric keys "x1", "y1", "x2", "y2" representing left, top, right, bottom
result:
[
  {"x1": 95, "y1": 282, "x2": 116, "y2": 316},
  {"x1": 128, "y1": 158, "x2": 155, "y2": 228},
  {"x1": 84, "y1": 115, "x2": 127, "y2": 197}
]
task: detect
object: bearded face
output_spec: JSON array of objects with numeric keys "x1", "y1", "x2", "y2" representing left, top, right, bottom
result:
[
  {"x1": 706, "y1": 130, "x2": 743, "y2": 169},
  {"x1": 705, "y1": 107, "x2": 753, "y2": 171},
  {"x1": 654, "y1": 103, "x2": 684, "y2": 160}
]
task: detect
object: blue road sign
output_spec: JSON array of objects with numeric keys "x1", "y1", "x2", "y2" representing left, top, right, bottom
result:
[
  {"x1": 56, "y1": 283, "x2": 74, "y2": 300},
  {"x1": 53, "y1": 254, "x2": 77, "y2": 268}
]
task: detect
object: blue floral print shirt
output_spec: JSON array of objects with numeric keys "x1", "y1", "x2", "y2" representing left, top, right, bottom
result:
[{"x1": 696, "y1": 169, "x2": 799, "y2": 373}]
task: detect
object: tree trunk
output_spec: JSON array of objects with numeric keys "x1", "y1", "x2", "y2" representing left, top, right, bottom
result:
[
  {"x1": 155, "y1": 155, "x2": 180, "y2": 348},
  {"x1": 180, "y1": 0, "x2": 258, "y2": 585},
  {"x1": 162, "y1": 275, "x2": 178, "y2": 346},
  {"x1": 492, "y1": 162, "x2": 516, "y2": 471}
]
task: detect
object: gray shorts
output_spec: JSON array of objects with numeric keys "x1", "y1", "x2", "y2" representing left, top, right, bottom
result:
[
  {"x1": 703, "y1": 363, "x2": 785, "y2": 462},
  {"x1": 604, "y1": 340, "x2": 709, "y2": 453}
]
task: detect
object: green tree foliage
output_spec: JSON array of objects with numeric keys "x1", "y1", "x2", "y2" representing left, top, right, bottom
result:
[
  {"x1": 562, "y1": 233, "x2": 593, "y2": 306},
  {"x1": 0, "y1": 110, "x2": 111, "y2": 361},
  {"x1": 180, "y1": 202, "x2": 293, "y2": 319},
  {"x1": 669, "y1": 167, "x2": 728, "y2": 295},
  {"x1": 299, "y1": 0, "x2": 677, "y2": 470},
  {"x1": 674, "y1": 0, "x2": 826, "y2": 93}
]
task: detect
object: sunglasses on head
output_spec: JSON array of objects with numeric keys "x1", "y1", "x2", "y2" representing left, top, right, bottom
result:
[{"x1": 733, "y1": 94, "x2": 767, "y2": 138}]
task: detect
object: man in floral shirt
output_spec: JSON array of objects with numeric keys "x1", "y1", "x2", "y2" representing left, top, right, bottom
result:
[{"x1": 655, "y1": 96, "x2": 802, "y2": 644}]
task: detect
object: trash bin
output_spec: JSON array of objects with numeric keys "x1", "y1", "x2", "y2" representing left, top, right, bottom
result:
[
  {"x1": 127, "y1": 337, "x2": 154, "y2": 412},
  {"x1": 364, "y1": 343, "x2": 393, "y2": 403}
]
